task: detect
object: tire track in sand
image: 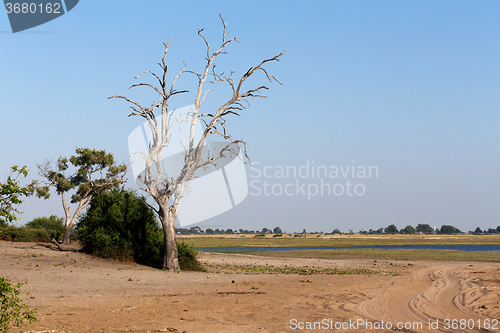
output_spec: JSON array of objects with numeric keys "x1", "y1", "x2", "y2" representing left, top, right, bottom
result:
[{"x1": 350, "y1": 263, "x2": 497, "y2": 332}]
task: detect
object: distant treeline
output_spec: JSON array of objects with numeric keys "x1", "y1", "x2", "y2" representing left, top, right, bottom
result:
[
  {"x1": 348, "y1": 224, "x2": 500, "y2": 235},
  {"x1": 176, "y1": 226, "x2": 284, "y2": 235},
  {"x1": 176, "y1": 224, "x2": 500, "y2": 235}
]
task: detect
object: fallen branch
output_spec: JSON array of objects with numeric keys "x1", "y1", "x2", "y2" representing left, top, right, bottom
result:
[{"x1": 50, "y1": 238, "x2": 80, "y2": 252}]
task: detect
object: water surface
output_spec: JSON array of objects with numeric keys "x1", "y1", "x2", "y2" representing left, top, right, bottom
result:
[{"x1": 196, "y1": 244, "x2": 500, "y2": 252}]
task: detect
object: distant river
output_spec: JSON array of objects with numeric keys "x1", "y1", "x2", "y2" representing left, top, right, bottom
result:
[{"x1": 196, "y1": 245, "x2": 500, "y2": 252}]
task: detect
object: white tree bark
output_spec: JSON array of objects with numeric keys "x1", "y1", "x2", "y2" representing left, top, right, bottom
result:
[
  {"x1": 60, "y1": 190, "x2": 92, "y2": 245},
  {"x1": 110, "y1": 16, "x2": 283, "y2": 271}
]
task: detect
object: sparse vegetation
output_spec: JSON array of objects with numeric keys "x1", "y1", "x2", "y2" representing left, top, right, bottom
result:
[
  {"x1": 205, "y1": 263, "x2": 382, "y2": 275},
  {"x1": 213, "y1": 248, "x2": 500, "y2": 263},
  {"x1": 0, "y1": 166, "x2": 47, "y2": 224},
  {"x1": 0, "y1": 278, "x2": 37, "y2": 332}
]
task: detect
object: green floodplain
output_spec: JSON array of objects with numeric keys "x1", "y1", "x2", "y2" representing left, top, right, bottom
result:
[{"x1": 178, "y1": 234, "x2": 500, "y2": 263}]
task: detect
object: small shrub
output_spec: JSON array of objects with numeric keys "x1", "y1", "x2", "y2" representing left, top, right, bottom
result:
[
  {"x1": 0, "y1": 278, "x2": 37, "y2": 332},
  {"x1": 177, "y1": 241, "x2": 205, "y2": 272}
]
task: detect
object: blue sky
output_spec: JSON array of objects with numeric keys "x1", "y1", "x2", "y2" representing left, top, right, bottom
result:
[{"x1": 1, "y1": 1, "x2": 499, "y2": 233}]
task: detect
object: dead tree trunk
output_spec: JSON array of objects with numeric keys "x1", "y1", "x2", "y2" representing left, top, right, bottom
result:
[
  {"x1": 160, "y1": 207, "x2": 179, "y2": 271},
  {"x1": 62, "y1": 228, "x2": 72, "y2": 245},
  {"x1": 109, "y1": 16, "x2": 283, "y2": 272}
]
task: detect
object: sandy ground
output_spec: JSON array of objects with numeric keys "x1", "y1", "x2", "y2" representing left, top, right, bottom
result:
[{"x1": 1, "y1": 241, "x2": 499, "y2": 333}]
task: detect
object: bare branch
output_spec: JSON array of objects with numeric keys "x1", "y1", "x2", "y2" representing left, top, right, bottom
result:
[{"x1": 109, "y1": 17, "x2": 281, "y2": 271}]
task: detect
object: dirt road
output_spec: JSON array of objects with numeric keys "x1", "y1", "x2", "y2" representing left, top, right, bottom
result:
[{"x1": 349, "y1": 262, "x2": 500, "y2": 332}]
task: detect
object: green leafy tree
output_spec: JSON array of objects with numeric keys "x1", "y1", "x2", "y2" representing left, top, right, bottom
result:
[
  {"x1": 0, "y1": 278, "x2": 37, "y2": 332},
  {"x1": 37, "y1": 148, "x2": 127, "y2": 245},
  {"x1": 401, "y1": 225, "x2": 416, "y2": 234},
  {"x1": 369, "y1": 228, "x2": 384, "y2": 234},
  {"x1": 440, "y1": 225, "x2": 458, "y2": 234},
  {"x1": 0, "y1": 166, "x2": 47, "y2": 223},
  {"x1": 474, "y1": 227, "x2": 483, "y2": 234},
  {"x1": 384, "y1": 224, "x2": 398, "y2": 234},
  {"x1": 416, "y1": 224, "x2": 434, "y2": 234},
  {"x1": 273, "y1": 226, "x2": 283, "y2": 234},
  {"x1": 188, "y1": 226, "x2": 203, "y2": 234}
]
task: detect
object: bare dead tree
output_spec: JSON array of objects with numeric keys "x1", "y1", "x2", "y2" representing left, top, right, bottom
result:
[{"x1": 109, "y1": 16, "x2": 283, "y2": 271}]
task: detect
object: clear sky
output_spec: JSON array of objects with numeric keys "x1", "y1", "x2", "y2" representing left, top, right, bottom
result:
[{"x1": 1, "y1": 1, "x2": 499, "y2": 233}]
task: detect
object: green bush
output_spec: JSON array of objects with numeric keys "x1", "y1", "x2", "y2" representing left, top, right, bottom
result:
[
  {"x1": 0, "y1": 278, "x2": 37, "y2": 332},
  {"x1": 78, "y1": 189, "x2": 204, "y2": 271},
  {"x1": 25, "y1": 215, "x2": 64, "y2": 232},
  {"x1": 177, "y1": 241, "x2": 205, "y2": 272},
  {"x1": 78, "y1": 189, "x2": 162, "y2": 265},
  {"x1": 0, "y1": 216, "x2": 66, "y2": 243},
  {"x1": 0, "y1": 226, "x2": 52, "y2": 243},
  {"x1": 25, "y1": 215, "x2": 64, "y2": 241}
]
